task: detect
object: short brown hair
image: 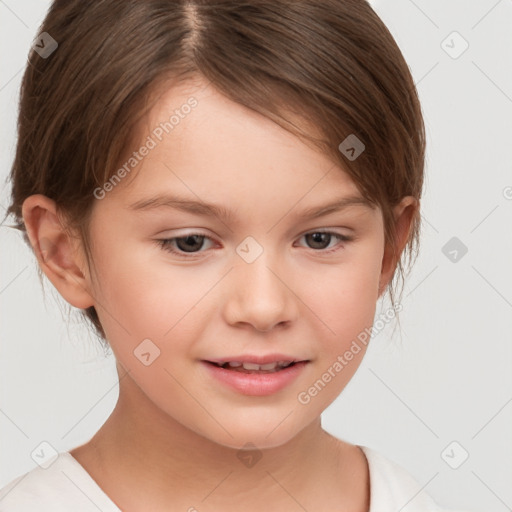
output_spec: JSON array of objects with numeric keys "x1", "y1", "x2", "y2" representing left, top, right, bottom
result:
[{"x1": 5, "y1": 0, "x2": 425, "y2": 344}]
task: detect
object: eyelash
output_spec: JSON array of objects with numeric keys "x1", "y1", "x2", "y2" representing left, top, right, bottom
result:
[{"x1": 156, "y1": 230, "x2": 353, "y2": 259}]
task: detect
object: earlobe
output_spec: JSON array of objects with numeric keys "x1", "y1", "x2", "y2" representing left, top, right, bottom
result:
[
  {"x1": 378, "y1": 196, "x2": 418, "y2": 298},
  {"x1": 21, "y1": 194, "x2": 95, "y2": 309}
]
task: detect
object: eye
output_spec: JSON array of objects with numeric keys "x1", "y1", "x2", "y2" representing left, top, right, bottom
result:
[
  {"x1": 296, "y1": 230, "x2": 352, "y2": 254},
  {"x1": 156, "y1": 229, "x2": 352, "y2": 259},
  {"x1": 157, "y1": 233, "x2": 215, "y2": 258}
]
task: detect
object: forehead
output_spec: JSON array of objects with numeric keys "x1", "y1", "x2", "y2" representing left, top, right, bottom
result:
[{"x1": 101, "y1": 76, "x2": 376, "y2": 225}]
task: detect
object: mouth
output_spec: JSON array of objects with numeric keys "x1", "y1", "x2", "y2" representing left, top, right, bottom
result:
[
  {"x1": 201, "y1": 358, "x2": 310, "y2": 396},
  {"x1": 204, "y1": 360, "x2": 302, "y2": 374}
]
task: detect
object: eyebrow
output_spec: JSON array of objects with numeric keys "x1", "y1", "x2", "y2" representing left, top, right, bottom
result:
[{"x1": 127, "y1": 193, "x2": 375, "y2": 222}]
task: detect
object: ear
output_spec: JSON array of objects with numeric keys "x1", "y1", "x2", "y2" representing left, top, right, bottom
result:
[
  {"x1": 378, "y1": 196, "x2": 418, "y2": 299},
  {"x1": 21, "y1": 194, "x2": 95, "y2": 309}
]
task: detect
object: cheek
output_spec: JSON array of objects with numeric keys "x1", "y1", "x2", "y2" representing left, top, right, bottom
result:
[
  {"x1": 304, "y1": 247, "x2": 382, "y2": 344},
  {"x1": 292, "y1": 254, "x2": 382, "y2": 414},
  {"x1": 89, "y1": 236, "x2": 216, "y2": 351}
]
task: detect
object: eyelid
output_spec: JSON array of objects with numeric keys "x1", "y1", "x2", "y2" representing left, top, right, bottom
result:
[{"x1": 155, "y1": 228, "x2": 353, "y2": 259}]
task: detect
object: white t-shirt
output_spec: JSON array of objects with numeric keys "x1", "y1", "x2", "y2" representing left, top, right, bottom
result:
[{"x1": 0, "y1": 445, "x2": 470, "y2": 511}]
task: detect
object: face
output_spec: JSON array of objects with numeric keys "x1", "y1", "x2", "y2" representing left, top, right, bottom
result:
[{"x1": 79, "y1": 77, "x2": 388, "y2": 450}]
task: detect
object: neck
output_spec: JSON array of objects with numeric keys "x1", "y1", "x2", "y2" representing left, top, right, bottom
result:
[{"x1": 71, "y1": 365, "x2": 369, "y2": 511}]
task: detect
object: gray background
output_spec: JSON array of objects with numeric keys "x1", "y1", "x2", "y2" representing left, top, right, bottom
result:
[{"x1": 1, "y1": 1, "x2": 511, "y2": 511}]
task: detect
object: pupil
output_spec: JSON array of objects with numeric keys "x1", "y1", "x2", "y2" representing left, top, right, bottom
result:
[
  {"x1": 307, "y1": 232, "x2": 330, "y2": 249},
  {"x1": 177, "y1": 235, "x2": 204, "y2": 253}
]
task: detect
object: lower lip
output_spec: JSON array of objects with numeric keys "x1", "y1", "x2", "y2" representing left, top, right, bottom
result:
[{"x1": 201, "y1": 361, "x2": 309, "y2": 396}]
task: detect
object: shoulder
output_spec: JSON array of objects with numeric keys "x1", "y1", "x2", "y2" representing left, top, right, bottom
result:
[
  {"x1": 359, "y1": 445, "x2": 470, "y2": 512},
  {"x1": 0, "y1": 452, "x2": 120, "y2": 512}
]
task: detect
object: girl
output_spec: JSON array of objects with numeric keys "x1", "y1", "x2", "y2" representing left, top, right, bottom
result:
[{"x1": 0, "y1": 0, "x2": 472, "y2": 510}]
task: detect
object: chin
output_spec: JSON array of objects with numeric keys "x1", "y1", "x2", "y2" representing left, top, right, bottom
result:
[
  {"x1": 214, "y1": 432, "x2": 296, "y2": 452},
  {"x1": 191, "y1": 415, "x2": 308, "y2": 453}
]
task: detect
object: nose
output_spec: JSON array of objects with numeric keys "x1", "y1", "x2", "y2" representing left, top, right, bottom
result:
[{"x1": 223, "y1": 252, "x2": 298, "y2": 333}]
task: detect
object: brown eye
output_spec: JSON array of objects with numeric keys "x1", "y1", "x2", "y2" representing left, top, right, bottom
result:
[
  {"x1": 305, "y1": 232, "x2": 332, "y2": 250},
  {"x1": 299, "y1": 231, "x2": 352, "y2": 253},
  {"x1": 174, "y1": 234, "x2": 206, "y2": 253},
  {"x1": 157, "y1": 233, "x2": 215, "y2": 257}
]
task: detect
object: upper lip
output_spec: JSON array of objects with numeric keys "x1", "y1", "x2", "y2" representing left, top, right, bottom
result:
[{"x1": 204, "y1": 353, "x2": 310, "y2": 365}]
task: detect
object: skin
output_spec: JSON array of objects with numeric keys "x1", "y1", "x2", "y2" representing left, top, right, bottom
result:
[{"x1": 22, "y1": 75, "x2": 417, "y2": 511}]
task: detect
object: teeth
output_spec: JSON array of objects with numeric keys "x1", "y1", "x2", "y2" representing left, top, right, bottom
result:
[
  {"x1": 242, "y1": 362, "x2": 262, "y2": 370},
  {"x1": 260, "y1": 362, "x2": 279, "y2": 370},
  {"x1": 214, "y1": 360, "x2": 295, "y2": 371},
  {"x1": 225, "y1": 361, "x2": 293, "y2": 370}
]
